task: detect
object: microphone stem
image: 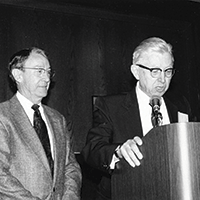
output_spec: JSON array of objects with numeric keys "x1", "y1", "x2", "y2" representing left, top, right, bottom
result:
[{"x1": 152, "y1": 111, "x2": 163, "y2": 127}]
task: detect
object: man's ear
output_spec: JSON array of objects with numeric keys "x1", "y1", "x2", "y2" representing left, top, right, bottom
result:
[
  {"x1": 130, "y1": 64, "x2": 139, "y2": 80},
  {"x1": 11, "y1": 68, "x2": 23, "y2": 83}
]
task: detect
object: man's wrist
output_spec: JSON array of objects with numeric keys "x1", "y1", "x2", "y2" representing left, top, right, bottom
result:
[{"x1": 114, "y1": 145, "x2": 122, "y2": 159}]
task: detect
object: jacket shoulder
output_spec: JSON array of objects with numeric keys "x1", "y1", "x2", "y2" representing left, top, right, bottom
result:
[
  {"x1": 94, "y1": 93, "x2": 127, "y2": 108},
  {"x1": 43, "y1": 104, "x2": 64, "y2": 119}
]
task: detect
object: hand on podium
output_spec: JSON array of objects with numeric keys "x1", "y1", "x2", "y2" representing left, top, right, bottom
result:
[{"x1": 115, "y1": 136, "x2": 143, "y2": 168}]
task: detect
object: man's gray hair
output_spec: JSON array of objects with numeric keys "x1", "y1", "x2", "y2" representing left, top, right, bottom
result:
[{"x1": 132, "y1": 37, "x2": 174, "y2": 64}]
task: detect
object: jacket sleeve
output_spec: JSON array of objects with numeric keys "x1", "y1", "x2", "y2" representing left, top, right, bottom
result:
[
  {"x1": 81, "y1": 97, "x2": 119, "y2": 174},
  {"x1": 0, "y1": 121, "x2": 40, "y2": 200},
  {"x1": 62, "y1": 119, "x2": 82, "y2": 200}
]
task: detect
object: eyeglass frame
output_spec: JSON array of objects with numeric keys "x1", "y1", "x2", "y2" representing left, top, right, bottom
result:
[
  {"x1": 19, "y1": 67, "x2": 55, "y2": 79},
  {"x1": 136, "y1": 64, "x2": 175, "y2": 78}
]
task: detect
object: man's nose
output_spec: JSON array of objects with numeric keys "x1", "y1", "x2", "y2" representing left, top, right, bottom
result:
[
  {"x1": 158, "y1": 71, "x2": 166, "y2": 82},
  {"x1": 42, "y1": 71, "x2": 50, "y2": 81}
]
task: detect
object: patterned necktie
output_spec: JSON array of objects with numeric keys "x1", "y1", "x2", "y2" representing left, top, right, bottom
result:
[
  {"x1": 149, "y1": 98, "x2": 163, "y2": 127},
  {"x1": 32, "y1": 104, "x2": 54, "y2": 177},
  {"x1": 151, "y1": 108, "x2": 163, "y2": 127}
]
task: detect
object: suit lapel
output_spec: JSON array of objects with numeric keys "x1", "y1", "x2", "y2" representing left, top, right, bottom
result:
[
  {"x1": 164, "y1": 96, "x2": 178, "y2": 123},
  {"x1": 43, "y1": 106, "x2": 63, "y2": 182},
  {"x1": 121, "y1": 90, "x2": 179, "y2": 139},
  {"x1": 9, "y1": 96, "x2": 51, "y2": 174},
  {"x1": 121, "y1": 89, "x2": 143, "y2": 139}
]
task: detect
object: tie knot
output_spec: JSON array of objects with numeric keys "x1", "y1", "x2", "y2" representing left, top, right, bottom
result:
[{"x1": 32, "y1": 104, "x2": 40, "y2": 111}]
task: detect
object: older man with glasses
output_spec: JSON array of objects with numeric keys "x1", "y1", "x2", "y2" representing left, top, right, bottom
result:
[
  {"x1": 0, "y1": 47, "x2": 82, "y2": 200},
  {"x1": 82, "y1": 37, "x2": 191, "y2": 200}
]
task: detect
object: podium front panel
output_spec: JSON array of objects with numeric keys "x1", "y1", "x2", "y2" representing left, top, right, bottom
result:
[{"x1": 111, "y1": 122, "x2": 200, "y2": 200}]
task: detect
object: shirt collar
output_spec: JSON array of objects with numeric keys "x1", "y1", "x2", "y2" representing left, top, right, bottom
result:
[
  {"x1": 136, "y1": 82, "x2": 151, "y2": 106},
  {"x1": 16, "y1": 91, "x2": 42, "y2": 112},
  {"x1": 136, "y1": 82, "x2": 163, "y2": 107}
]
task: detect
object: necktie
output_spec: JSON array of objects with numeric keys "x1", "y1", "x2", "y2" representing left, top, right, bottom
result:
[
  {"x1": 32, "y1": 104, "x2": 54, "y2": 177},
  {"x1": 149, "y1": 99, "x2": 163, "y2": 127},
  {"x1": 151, "y1": 109, "x2": 163, "y2": 127}
]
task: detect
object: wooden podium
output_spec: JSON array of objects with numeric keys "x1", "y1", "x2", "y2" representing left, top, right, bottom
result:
[{"x1": 111, "y1": 122, "x2": 200, "y2": 200}]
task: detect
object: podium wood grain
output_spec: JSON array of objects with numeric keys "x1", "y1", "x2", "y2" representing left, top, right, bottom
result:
[{"x1": 111, "y1": 122, "x2": 200, "y2": 200}]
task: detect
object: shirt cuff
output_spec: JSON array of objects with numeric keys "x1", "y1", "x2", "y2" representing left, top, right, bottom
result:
[{"x1": 110, "y1": 146, "x2": 121, "y2": 169}]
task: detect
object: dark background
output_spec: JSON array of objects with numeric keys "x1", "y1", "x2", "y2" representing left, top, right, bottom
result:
[
  {"x1": 0, "y1": 0, "x2": 200, "y2": 152},
  {"x1": 0, "y1": 1, "x2": 200, "y2": 198}
]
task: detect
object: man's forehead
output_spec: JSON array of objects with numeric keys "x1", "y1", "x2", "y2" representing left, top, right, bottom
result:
[
  {"x1": 29, "y1": 52, "x2": 46, "y2": 59},
  {"x1": 141, "y1": 49, "x2": 168, "y2": 57},
  {"x1": 25, "y1": 52, "x2": 49, "y2": 66},
  {"x1": 139, "y1": 50, "x2": 172, "y2": 62}
]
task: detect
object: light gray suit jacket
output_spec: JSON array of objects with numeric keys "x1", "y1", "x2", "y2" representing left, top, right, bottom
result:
[{"x1": 0, "y1": 95, "x2": 82, "y2": 200}]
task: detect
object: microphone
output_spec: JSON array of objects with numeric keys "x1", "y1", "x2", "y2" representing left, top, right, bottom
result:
[
  {"x1": 149, "y1": 96, "x2": 163, "y2": 127},
  {"x1": 149, "y1": 96, "x2": 161, "y2": 114}
]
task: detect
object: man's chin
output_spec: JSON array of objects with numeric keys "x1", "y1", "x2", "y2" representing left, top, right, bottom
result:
[
  {"x1": 38, "y1": 90, "x2": 48, "y2": 98},
  {"x1": 155, "y1": 89, "x2": 166, "y2": 96},
  {"x1": 152, "y1": 91, "x2": 165, "y2": 97}
]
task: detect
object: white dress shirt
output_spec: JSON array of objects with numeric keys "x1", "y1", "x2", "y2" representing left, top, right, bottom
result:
[
  {"x1": 16, "y1": 91, "x2": 54, "y2": 158},
  {"x1": 136, "y1": 82, "x2": 170, "y2": 136}
]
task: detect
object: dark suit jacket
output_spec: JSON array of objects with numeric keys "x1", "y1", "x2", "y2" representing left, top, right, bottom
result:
[
  {"x1": 0, "y1": 95, "x2": 82, "y2": 200},
  {"x1": 82, "y1": 88, "x2": 190, "y2": 199}
]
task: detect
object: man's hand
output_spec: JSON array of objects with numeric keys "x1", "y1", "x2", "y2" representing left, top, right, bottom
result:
[{"x1": 116, "y1": 136, "x2": 143, "y2": 168}]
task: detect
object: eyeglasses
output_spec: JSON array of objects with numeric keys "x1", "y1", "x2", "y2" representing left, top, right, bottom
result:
[
  {"x1": 22, "y1": 67, "x2": 55, "y2": 79},
  {"x1": 136, "y1": 64, "x2": 175, "y2": 78}
]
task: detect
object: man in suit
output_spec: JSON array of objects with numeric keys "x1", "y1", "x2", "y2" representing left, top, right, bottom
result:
[
  {"x1": 0, "y1": 47, "x2": 82, "y2": 199},
  {"x1": 81, "y1": 37, "x2": 191, "y2": 200}
]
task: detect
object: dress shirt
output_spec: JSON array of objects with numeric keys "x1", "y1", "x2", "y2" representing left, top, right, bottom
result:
[
  {"x1": 136, "y1": 82, "x2": 170, "y2": 136},
  {"x1": 16, "y1": 91, "x2": 54, "y2": 158}
]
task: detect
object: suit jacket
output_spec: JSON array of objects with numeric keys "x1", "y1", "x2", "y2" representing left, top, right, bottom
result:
[
  {"x1": 0, "y1": 95, "x2": 82, "y2": 200},
  {"x1": 82, "y1": 88, "x2": 190, "y2": 199}
]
